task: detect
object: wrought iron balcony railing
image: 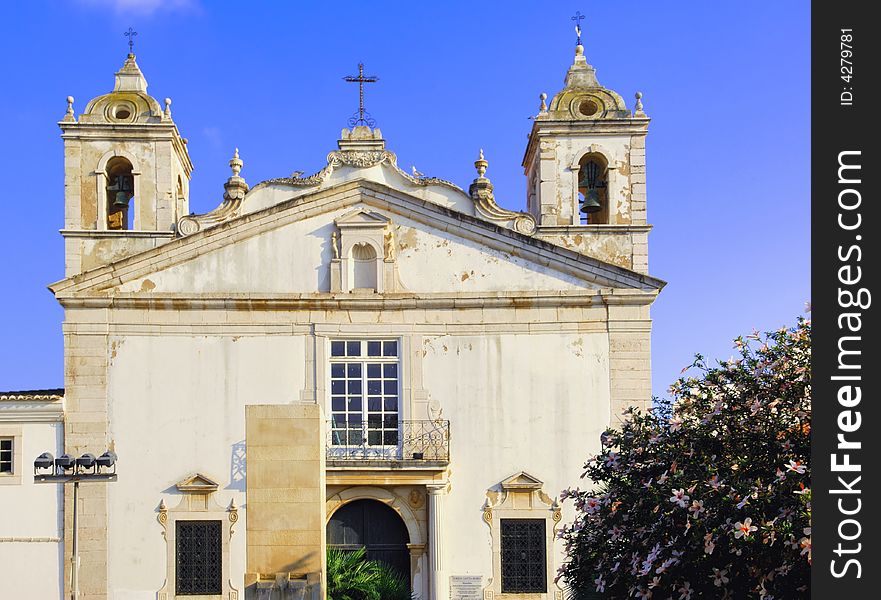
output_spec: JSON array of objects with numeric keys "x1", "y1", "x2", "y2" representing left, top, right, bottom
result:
[{"x1": 326, "y1": 419, "x2": 450, "y2": 464}]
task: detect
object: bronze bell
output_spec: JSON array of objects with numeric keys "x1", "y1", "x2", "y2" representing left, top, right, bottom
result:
[
  {"x1": 580, "y1": 189, "x2": 602, "y2": 213},
  {"x1": 111, "y1": 191, "x2": 130, "y2": 210}
]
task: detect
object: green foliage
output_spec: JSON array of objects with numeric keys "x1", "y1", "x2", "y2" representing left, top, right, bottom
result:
[
  {"x1": 559, "y1": 317, "x2": 811, "y2": 599},
  {"x1": 326, "y1": 547, "x2": 412, "y2": 600}
]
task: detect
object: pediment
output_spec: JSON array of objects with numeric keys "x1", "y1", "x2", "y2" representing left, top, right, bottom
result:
[
  {"x1": 176, "y1": 473, "x2": 220, "y2": 493},
  {"x1": 50, "y1": 180, "x2": 665, "y2": 298},
  {"x1": 501, "y1": 471, "x2": 544, "y2": 491},
  {"x1": 335, "y1": 207, "x2": 390, "y2": 228}
]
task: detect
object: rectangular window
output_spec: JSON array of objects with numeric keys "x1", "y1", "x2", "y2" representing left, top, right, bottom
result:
[
  {"x1": 176, "y1": 520, "x2": 222, "y2": 595},
  {"x1": 329, "y1": 339, "x2": 400, "y2": 450},
  {"x1": 500, "y1": 519, "x2": 547, "y2": 593},
  {"x1": 0, "y1": 438, "x2": 12, "y2": 474}
]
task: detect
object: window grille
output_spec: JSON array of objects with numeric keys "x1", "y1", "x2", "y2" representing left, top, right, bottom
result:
[
  {"x1": 500, "y1": 519, "x2": 547, "y2": 593},
  {"x1": 176, "y1": 520, "x2": 222, "y2": 595}
]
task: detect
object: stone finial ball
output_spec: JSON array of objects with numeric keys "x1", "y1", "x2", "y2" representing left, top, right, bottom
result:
[
  {"x1": 540, "y1": 93, "x2": 547, "y2": 100},
  {"x1": 67, "y1": 96, "x2": 74, "y2": 104},
  {"x1": 635, "y1": 92, "x2": 643, "y2": 99},
  {"x1": 165, "y1": 98, "x2": 172, "y2": 106}
]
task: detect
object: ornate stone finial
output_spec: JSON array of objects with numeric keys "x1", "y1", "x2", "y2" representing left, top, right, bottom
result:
[
  {"x1": 634, "y1": 91, "x2": 644, "y2": 113},
  {"x1": 158, "y1": 499, "x2": 166, "y2": 511},
  {"x1": 66, "y1": 96, "x2": 74, "y2": 116},
  {"x1": 164, "y1": 97, "x2": 172, "y2": 119},
  {"x1": 539, "y1": 93, "x2": 548, "y2": 114},
  {"x1": 475, "y1": 149, "x2": 488, "y2": 179},
  {"x1": 229, "y1": 148, "x2": 243, "y2": 178}
]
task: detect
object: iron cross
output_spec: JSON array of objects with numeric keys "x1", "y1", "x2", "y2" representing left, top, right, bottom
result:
[
  {"x1": 124, "y1": 27, "x2": 138, "y2": 54},
  {"x1": 343, "y1": 62, "x2": 379, "y2": 127},
  {"x1": 571, "y1": 11, "x2": 585, "y2": 45}
]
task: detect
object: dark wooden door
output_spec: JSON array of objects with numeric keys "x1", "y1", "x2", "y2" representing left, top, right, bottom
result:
[{"x1": 327, "y1": 499, "x2": 410, "y2": 582}]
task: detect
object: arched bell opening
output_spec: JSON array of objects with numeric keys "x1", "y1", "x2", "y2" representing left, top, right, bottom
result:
[
  {"x1": 327, "y1": 499, "x2": 411, "y2": 590},
  {"x1": 105, "y1": 156, "x2": 135, "y2": 230},
  {"x1": 577, "y1": 153, "x2": 609, "y2": 225}
]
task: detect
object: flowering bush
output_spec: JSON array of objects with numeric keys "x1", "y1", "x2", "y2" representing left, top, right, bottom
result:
[{"x1": 559, "y1": 318, "x2": 811, "y2": 599}]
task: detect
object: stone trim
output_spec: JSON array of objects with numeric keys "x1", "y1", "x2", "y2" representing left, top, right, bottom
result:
[{"x1": 49, "y1": 181, "x2": 665, "y2": 296}]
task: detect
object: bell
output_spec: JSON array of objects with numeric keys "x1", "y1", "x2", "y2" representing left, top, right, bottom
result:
[
  {"x1": 580, "y1": 189, "x2": 602, "y2": 213},
  {"x1": 111, "y1": 191, "x2": 130, "y2": 210}
]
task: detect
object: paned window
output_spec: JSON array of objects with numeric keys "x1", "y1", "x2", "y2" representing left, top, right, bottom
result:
[
  {"x1": 0, "y1": 438, "x2": 12, "y2": 474},
  {"x1": 329, "y1": 340, "x2": 400, "y2": 449},
  {"x1": 176, "y1": 520, "x2": 222, "y2": 595},
  {"x1": 500, "y1": 519, "x2": 547, "y2": 593}
]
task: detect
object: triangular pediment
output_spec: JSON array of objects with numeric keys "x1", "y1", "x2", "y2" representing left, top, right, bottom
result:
[
  {"x1": 176, "y1": 473, "x2": 220, "y2": 493},
  {"x1": 50, "y1": 180, "x2": 665, "y2": 298},
  {"x1": 501, "y1": 471, "x2": 544, "y2": 491},
  {"x1": 335, "y1": 207, "x2": 390, "y2": 227}
]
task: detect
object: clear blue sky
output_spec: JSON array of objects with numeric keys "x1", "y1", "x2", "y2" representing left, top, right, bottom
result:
[{"x1": 0, "y1": 1, "x2": 810, "y2": 397}]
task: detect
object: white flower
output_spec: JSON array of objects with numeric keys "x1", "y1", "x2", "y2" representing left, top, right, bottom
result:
[
  {"x1": 785, "y1": 460, "x2": 806, "y2": 474},
  {"x1": 688, "y1": 499, "x2": 705, "y2": 517},
  {"x1": 670, "y1": 488, "x2": 690, "y2": 508},
  {"x1": 734, "y1": 517, "x2": 758, "y2": 539},
  {"x1": 678, "y1": 582, "x2": 693, "y2": 599}
]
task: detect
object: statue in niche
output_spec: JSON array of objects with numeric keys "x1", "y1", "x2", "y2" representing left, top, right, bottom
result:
[
  {"x1": 384, "y1": 230, "x2": 396, "y2": 261},
  {"x1": 331, "y1": 231, "x2": 340, "y2": 259}
]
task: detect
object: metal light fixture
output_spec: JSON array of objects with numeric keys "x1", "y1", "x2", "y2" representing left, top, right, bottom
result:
[
  {"x1": 76, "y1": 453, "x2": 97, "y2": 473},
  {"x1": 34, "y1": 452, "x2": 54, "y2": 472},
  {"x1": 55, "y1": 453, "x2": 76, "y2": 472},
  {"x1": 96, "y1": 451, "x2": 117, "y2": 473}
]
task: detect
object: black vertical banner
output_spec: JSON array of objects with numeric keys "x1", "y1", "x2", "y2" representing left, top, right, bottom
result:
[{"x1": 812, "y1": 2, "x2": 878, "y2": 597}]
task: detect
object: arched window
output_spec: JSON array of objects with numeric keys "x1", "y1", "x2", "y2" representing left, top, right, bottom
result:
[
  {"x1": 105, "y1": 157, "x2": 134, "y2": 230},
  {"x1": 352, "y1": 243, "x2": 378, "y2": 290},
  {"x1": 577, "y1": 154, "x2": 609, "y2": 225}
]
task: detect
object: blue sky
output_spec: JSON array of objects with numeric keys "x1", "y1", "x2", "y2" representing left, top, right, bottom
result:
[{"x1": 0, "y1": 1, "x2": 809, "y2": 396}]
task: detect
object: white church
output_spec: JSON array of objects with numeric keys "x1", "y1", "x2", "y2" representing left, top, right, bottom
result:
[{"x1": 0, "y1": 31, "x2": 663, "y2": 600}]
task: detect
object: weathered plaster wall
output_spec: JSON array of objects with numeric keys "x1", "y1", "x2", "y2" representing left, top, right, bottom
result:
[
  {"x1": 421, "y1": 331, "x2": 610, "y2": 584},
  {"x1": 103, "y1": 335, "x2": 306, "y2": 598},
  {"x1": 0, "y1": 422, "x2": 64, "y2": 600}
]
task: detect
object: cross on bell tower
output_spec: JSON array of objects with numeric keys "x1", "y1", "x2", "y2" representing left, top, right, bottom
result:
[
  {"x1": 571, "y1": 11, "x2": 585, "y2": 46},
  {"x1": 124, "y1": 27, "x2": 138, "y2": 55},
  {"x1": 343, "y1": 62, "x2": 379, "y2": 127}
]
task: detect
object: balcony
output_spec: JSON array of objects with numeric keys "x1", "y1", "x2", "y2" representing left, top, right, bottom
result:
[{"x1": 326, "y1": 420, "x2": 450, "y2": 468}]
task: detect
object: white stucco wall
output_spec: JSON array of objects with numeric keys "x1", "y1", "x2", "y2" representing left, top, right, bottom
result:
[
  {"x1": 422, "y1": 331, "x2": 610, "y2": 583},
  {"x1": 105, "y1": 335, "x2": 306, "y2": 598},
  {"x1": 116, "y1": 207, "x2": 593, "y2": 295},
  {"x1": 0, "y1": 421, "x2": 64, "y2": 600}
]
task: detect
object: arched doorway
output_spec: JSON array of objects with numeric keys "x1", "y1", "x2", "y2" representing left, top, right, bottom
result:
[{"x1": 327, "y1": 499, "x2": 410, "y2": 585}]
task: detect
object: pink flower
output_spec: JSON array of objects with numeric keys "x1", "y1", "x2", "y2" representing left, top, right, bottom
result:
[
  {"x1": 670, "y1": 488, "x2": 690, "y2": 508},
  {"x1": 712, "y1": 568, "x2": 730, "y2": 587},
  {"x1": 688, "y1": 500, "x2": 705, "y2": 517},
  {"x1": 636, "y1": 587, "x2": 652, "y2": 599},
  {"x1": 707, "y1": 474, "x2": 724, "y2": 490},
  {"x1": 593, "y1": 575, "x2": 605, "y2": 593},
  {"x1": 678, "y1": 582, "x2": 693, "y2": 599},
  {"x1": 734, "y1": 517, "x2": 758, "y2": 539},
  {"x1": 604, "y1": 452, "x2": 620, "y2": 469},
  {"x1": 669, "y1": 418, "x2": 683, "y2": 432}
]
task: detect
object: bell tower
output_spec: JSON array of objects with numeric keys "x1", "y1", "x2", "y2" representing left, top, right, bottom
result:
[
  {"x1": 59, "y1": 51, "x2": 193, "y2": 276},
  {"x1": 522, "y1": 34, "x2": 651, "y2": 273}
]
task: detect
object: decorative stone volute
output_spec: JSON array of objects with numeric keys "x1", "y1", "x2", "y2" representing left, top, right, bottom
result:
[{"x1": 178, "y1": 148, "x2": 249, "y2": 236}]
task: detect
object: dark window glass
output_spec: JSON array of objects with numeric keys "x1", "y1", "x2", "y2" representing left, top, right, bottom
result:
[
  {"x1": 0, "y1": 438, "x2": 12, "y2": 474},
  {"x1": 176, "y1": 520, "x2": 222, "y2": 595},
  {"x1": 367, "y1": 341, "x2": 382, "y2": 356},
  {"x1": 346, "y1": 341, "x2": 361, "y2": 357},
  {"x1": 383, "y1": 341, "x2": 398, "y2": 356},
  {"x1": 331, "y1": 341, "x2": 345, "y2": 357},
  {"x1": 500, "y1": 519, "x2": 546, "y2": 593}
]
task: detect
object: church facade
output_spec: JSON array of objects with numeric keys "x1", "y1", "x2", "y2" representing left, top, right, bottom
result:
[{"x1": 0, "y1": 38, "x2": 662, "y2": 600}]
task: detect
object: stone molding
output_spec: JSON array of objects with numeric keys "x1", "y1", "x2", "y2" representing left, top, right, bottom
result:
[{"x1": 50, "y1": 181, "x2": 665, "y2": 298}]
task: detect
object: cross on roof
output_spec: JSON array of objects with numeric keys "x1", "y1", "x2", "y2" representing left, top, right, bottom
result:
[
  {"x1": 124, "y1": 27, "x2": 138, "y2": 55},
  {"x1": 343, "y1": 62, "x2": 379, "y2": 128},
  {"x1": 571, "y1": 11, "x2": 585, "y2": 46}
]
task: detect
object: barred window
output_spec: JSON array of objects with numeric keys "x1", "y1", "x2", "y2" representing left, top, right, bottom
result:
[
  {"x1": 0, "y1": 438, "x2": 12, "y2": 474},
  {"x1": 176, "y1": 520, "x2": 222, "y2": 595},
  {"x1": 329, "y1": 340, "x2": 400, "y2": 448},
  {"x1": 500, "y1": 519, "x2": 547, "y2": 593}
]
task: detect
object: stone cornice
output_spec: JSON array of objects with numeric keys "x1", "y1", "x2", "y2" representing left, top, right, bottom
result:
[
  {"x1": 54, "y1": 289, "x2": 658, "y2": 310},
  {"x1": 536, "y1": 224, "x2": 653, "y2": 235},
  {"x1": 61, "y1": 229, "x2": 176, "y2": 239},
  {"x1": 0, "y1": 397, "x2": 64, "y2": 423}
]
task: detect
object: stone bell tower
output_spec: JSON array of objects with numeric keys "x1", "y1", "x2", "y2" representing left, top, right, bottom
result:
[
  {"x1": 59, "y1": 52, "x2": 193, "y2": 277},
  {"x1": 522, "y1": 36, "x2": 651, "y2": 273}
]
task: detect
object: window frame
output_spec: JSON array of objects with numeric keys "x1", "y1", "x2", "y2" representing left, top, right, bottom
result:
[
  {"x1": 328, "y1": 338, "x2": 402, "y2": 456},
  {"x1": 499, "y1": 518, "x2": 548, "y2": 594},
  {"x1": 175, "y1": 519, "x2": 223, "y2": 596},
  {"x1": 0, "y1": 427, "x2": 22, "y2": 485}
]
